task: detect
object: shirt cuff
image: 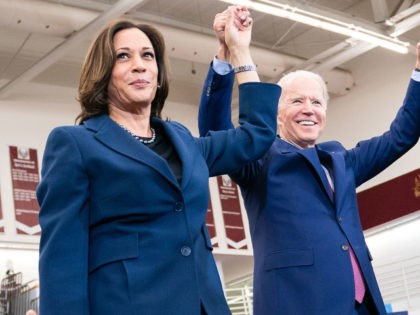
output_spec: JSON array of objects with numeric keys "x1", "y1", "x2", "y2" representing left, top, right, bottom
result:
[
  {"x1": 213, "y1": 57, "x2": 233, "y2": 75},
  {"x1": 412, "y1": 69, "x2": 420, "y2": 82}
]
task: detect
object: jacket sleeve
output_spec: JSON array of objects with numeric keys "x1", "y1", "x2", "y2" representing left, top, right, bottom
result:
[
  {"x1": 197, "y1": 81, "x2": 280, "y2": 177},
  {"x1": 37, "y1": 127, "x2": 90, "y2": 315},
  {"x1": 198, "y1": 63, "x2": 235, "y2": 136},
  {"x1": 349, "y1": 78, "x2": 420, "y2": 186}
]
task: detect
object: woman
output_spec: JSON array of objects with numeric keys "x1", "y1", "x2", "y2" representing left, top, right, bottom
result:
[{"x1": 37, "y1": 6, "x2": 280, "y2": 315}]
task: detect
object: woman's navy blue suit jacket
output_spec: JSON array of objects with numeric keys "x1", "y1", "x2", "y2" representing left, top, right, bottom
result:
[{"x1": 37, "y1": 82, "x2": 280, "y2": 315}]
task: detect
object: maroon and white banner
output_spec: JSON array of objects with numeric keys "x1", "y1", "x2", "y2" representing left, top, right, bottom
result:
[
  {"x1": 216, "y1": 175, "x2": 248, "y2": 250},
  {"x1": 9, "y1": 146, "x2": 40, "y2": 235},
  {"x1": 205, "y1": 192, "x2": 219, "y2": 248}
]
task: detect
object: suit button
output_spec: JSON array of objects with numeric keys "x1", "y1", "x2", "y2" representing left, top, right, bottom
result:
[
  {"x1": 174, "y1": 202, "x2": 183, "y2": 212},
  {"x1": 337, "y1": 216, "x2": 343, "y2": 222},
  {"x1": 181, "y1": 246, "x2": 192, "y2": 256},
  {"x1": 341, "y1": 245, "x2": 349, "y2": 251}
]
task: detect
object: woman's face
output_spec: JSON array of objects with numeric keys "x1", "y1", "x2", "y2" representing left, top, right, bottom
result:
[{"x1": 108, "y1": 27, "x2": 159, "y2": 112}]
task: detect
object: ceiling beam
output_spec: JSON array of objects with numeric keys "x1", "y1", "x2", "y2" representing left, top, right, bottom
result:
[
  {"x1": 273, "y1": 3, "x2": 420, "y2": 81},
  {"x1": 283, "y1": 40, "x2": 357, "y2": 73},
  {"x1": 370, "y1": 0, "x2": 389, "y2": 22},
  {"x1": 391, "y1": 12, "x2": 420, "y2": 37},
  {"x1": 249, "y1": 0, "x2": 397, "y2": 36},
  {"x1": 308, "y1": 41, "x2": 376, "y2": 74},
  {"x1": 391, "y1": 5, "x2": 420, "y2": 37},
  {"x1": 393, "y1": 0, "x2": 417, "y2": 16},
  {"x1": 0, "y1": 0, "x2": 149, "y2": 98},
  {"x1": 57, "y1": 0, "x2": 217, "y2": 36}
]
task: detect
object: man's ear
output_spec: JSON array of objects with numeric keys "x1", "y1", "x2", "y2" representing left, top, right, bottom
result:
[
  {"x1": 276, "y1": 110, "x2": 282, "y2": 127},
  {"x1": 276, "y1": 115, "x2": 282, "y2": 135}
]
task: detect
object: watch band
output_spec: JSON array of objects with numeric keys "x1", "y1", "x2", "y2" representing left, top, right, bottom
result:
[{"x1": 234, "y1": 65, "x2": 257, "y2": 74}]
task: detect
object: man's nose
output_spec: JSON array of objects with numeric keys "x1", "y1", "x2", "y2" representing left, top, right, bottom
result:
[{"x1": 302, "y1": 99, "x2": 314, "y2": 112}]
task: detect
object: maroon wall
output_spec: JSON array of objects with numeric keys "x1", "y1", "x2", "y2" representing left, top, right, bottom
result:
[{"x1": 357, "y1": 168, "x2": 420, "y2": 230}]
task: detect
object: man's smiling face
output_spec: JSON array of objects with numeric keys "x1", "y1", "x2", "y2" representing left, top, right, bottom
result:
[{"x1": 277, "y1": 75, "x2": 327, "y2": 149}]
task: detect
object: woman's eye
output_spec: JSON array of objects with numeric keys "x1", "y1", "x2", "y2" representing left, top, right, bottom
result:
[
  {"x1": 143, "y1": 52, "x2": 155, "y2": 59},
  {"x1": 116, "y1": 52, "x2": 129, "y2": 59}
]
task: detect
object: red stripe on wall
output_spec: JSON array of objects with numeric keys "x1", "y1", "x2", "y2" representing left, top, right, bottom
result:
[{"x1": 357, "y1": 169, "x2": 420, "y2": 230}]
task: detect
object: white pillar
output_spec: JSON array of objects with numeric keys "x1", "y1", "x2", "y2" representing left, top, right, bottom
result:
[{"x1": 215, "y1": 258, "x2": 226, "y2": 291}]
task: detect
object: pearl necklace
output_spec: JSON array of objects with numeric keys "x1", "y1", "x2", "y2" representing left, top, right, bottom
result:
[{"x1": 118, "y1": 124, "x2": 156, "y2": 144}]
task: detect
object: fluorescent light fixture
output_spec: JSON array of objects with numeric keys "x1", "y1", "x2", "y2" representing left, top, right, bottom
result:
[{"x1": 218, "y1": 0, "x2": 410, "y2": 54}]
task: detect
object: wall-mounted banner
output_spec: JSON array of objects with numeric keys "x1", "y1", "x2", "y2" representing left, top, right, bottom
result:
[
  {"x1": 9, "y1": 146, "x2": 40, "y2": 235},
  {"x1": 358, "y1": 168, "x2": 420, "y2": 230},
  {"x1": 205, "y1": 192, "x2": 219, "y2": 248},
  {"x1": 216, "y1": 175, "x2": 248, "y2": 250}
]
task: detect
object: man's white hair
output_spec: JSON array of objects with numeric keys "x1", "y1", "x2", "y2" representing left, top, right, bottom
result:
[{"x1": 277, "y1": 70, "x2": 329, "y2": 106}]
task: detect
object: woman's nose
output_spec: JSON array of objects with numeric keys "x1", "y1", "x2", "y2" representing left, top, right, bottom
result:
[{"x1": 132, "y1": 56, "x2": 146, "y2": 72}]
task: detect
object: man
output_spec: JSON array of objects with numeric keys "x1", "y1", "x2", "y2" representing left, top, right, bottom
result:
[{"x1": 198, "y1": 12, "x2": 420, "y2": 315}]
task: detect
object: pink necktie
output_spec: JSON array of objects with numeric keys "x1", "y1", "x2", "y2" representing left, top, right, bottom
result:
[
  {"x1": 321, "y1": 164, "x2": 366, "y2": 303},
  {"x1": 349, "y1": 246, "x2": 366, "y2": 303}
]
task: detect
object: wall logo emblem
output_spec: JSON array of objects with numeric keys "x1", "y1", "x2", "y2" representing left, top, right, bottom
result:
[{"x1": 415, "y1": 174, "x2": 420, "y2": 198}]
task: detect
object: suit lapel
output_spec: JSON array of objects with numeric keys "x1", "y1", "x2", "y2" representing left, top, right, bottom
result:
[
  {"x1": 316, "y1": 147, "x2": 351, "y2": 212},
  {"x1": 84, "y1": 115, "x2": 180, "y2": 189},
  {"x1": 297, "y1": 147, "x2": 335, "y2": 204},
  {"x1": 328, "y1": 150, "x2": 347, "y2": 214},
  {"x1": 157, "y1": 120, "x2": 193, "y2": 189},
  {"x1": 277, "y1": 139, "x2": 335, "y2": 203}
]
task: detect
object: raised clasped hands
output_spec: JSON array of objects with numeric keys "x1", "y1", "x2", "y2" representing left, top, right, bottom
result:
[{"x1": 214, "y1": 5, "x2": 253, "y2": 60}]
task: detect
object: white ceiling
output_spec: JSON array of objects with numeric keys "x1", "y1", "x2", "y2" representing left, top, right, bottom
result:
[{"x1": 0, "y1": 0, "x2": 419, "y2": 104}]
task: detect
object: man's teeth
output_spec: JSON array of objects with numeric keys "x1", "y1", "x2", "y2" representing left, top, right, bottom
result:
[{"x1": 299, "y1": 121, "x2": 315, "y2": 126}]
